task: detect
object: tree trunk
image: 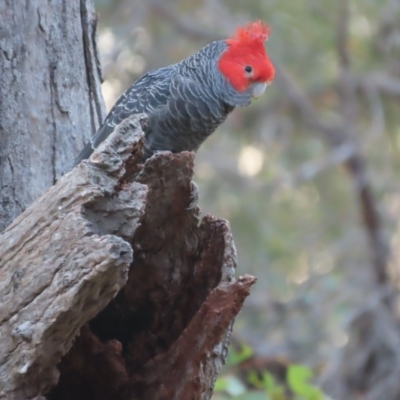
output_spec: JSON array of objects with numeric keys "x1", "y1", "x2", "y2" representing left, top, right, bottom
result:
[
  {"x1": 0, "y1": 0, "x2": 105, "y2": 233},
  {"x1": 0, "y1": 115, "x2": 255, "y2": 399},
  {"x1": 0, "y1": 2, "x2": 255, "y2": 399}
]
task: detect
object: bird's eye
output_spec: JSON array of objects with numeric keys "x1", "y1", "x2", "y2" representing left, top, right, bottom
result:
[{"x1": 244, "y1": 65, "x2": 253, "y2": 73}]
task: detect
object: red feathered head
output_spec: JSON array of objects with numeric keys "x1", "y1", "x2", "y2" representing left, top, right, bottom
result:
[{"x1": 219, "y1": 21, "x2": 275, "y2": 93}]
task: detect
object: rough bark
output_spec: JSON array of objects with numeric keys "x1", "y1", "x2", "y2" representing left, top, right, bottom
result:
[
  {"x1": 0, "y1": 115, "x2": 256, "y2": 400},
  {"x1": 0, "y1": 116, "x2": 145, "y2": 399},
  {"x1": 0, "y1": 0, "x2": 105, "y2": 233}
]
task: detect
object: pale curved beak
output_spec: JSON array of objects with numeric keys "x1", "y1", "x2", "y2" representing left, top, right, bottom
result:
[{"x1": 250, "y1": 82, "x2": 269, "y2": 98}]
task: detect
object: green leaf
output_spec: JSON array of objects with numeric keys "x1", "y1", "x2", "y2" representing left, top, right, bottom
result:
[
  {"x1": 248, "y1": 371, "x2": 261, "y2": 389},
  {"x1": 248, "y1": 371, "x2": 269, "y2": 389},
  {"x1": 214, "y1": 377, "x2": 229, "y2": 392},
  {"x1": 287, "y1": 364, "x2": 324, "y2": 399},
  {"x1": 214, "y1": 375, "x2": 247, "y2": 396},
  {"x1": 232, "y1": 391, "x2": 269, "y2": 400},
  {"x1": 227, "y1": 343, "x2": 254, "y2": 366},
  {"x1": 263, "y1": 372, "x2": 276, "y2": 392}
]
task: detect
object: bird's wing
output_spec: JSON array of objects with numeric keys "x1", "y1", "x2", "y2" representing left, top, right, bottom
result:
[
  {"x1": 92, "y1": 68, "x2": 174, "y2": 148},
  {"x1": 143, "y1": 73, "x2": 221, "y2": 157},
  {"x1": 73, "y1": 67, "x2": 174, "y2": 165}
]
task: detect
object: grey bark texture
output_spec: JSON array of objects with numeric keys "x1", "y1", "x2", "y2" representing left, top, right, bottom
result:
[
  {"x1": 0, "y1": 115, "x2": 256, "y2": 399},
  {"x1": 0, "y1": 0, "x2": 106, "y2": 233},
  {"x1": 0, "y1": 117, "x2": 145, "y2": 399}
]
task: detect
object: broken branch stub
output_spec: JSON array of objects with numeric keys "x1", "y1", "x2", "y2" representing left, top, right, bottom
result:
[
  {"x1": 0, "y1": 114, "x2": 256, "y2": 400},
  {"x1": 0, "y1": 115, "x2": 147, "y2": 399}
]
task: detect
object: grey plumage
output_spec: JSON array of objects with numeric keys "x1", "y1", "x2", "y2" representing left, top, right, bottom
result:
[{"x1": 74, "y1": 40, "x2": 254, "y2": 166}]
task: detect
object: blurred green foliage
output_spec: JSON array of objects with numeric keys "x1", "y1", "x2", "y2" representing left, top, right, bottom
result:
[{"x1": 213, "y1": 342, "x2": 330, "y2": 399}]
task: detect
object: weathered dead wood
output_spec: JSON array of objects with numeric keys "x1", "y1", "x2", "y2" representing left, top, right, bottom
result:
[
  {"x1": 0, "y1": 115, "x2": 256, "y2": 400},
  {"x1": 0, "y1": 115, "x2": 147, "y2": 399},
  {"x1": 136, "y1": 275, "x2": 257, "y2": 400}
]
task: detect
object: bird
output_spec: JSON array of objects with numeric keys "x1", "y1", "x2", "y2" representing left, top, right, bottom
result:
[{"x1": 74, "y1": 21, "x2": 275, "y2": 166}]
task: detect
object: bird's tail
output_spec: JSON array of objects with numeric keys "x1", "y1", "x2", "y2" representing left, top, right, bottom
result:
[{"x1": 73, "y1": 142, "x2": 94, "y2": 167}]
